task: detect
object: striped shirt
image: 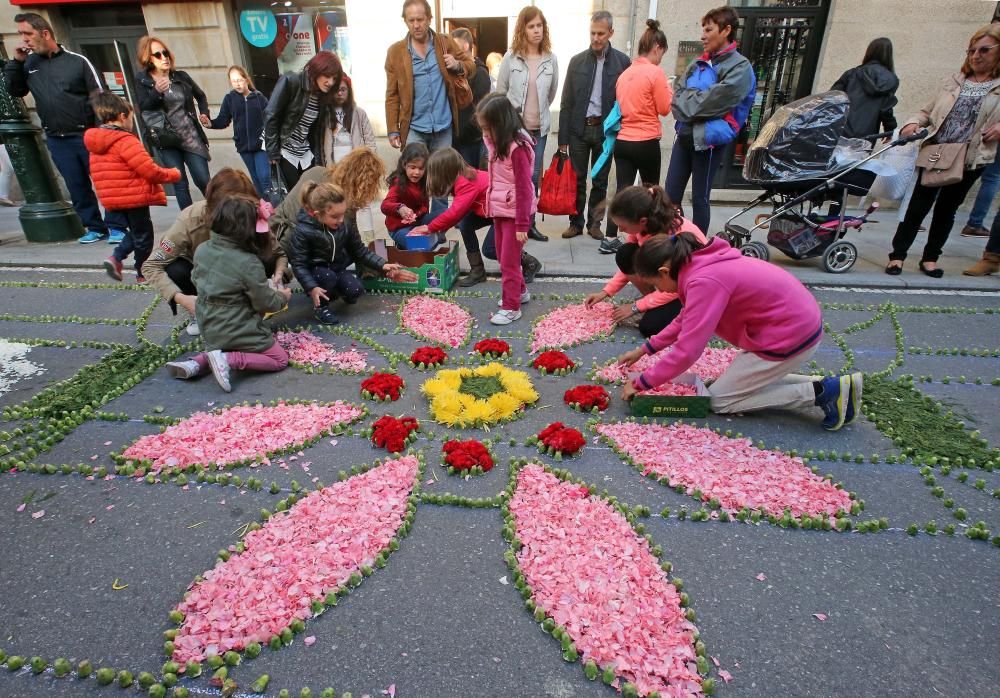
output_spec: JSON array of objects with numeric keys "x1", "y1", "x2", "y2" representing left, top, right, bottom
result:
[{"x1": 281, "y1": 94, "x2": 319, "y2": 168}]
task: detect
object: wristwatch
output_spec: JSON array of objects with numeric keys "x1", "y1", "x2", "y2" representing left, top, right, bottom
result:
[{"x1": 631, "y1": 303, "x2": 639, "y2": 315}]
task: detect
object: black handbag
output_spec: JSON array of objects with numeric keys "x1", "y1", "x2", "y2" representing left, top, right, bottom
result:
[
  {"x1": 141, "y1": 109, "x2": 183, "y2": 150},
  {"x1": 263, "y1": 162, "x2": 288, "y2": 208}
]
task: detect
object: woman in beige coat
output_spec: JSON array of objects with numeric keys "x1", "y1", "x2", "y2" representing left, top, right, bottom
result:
[{"x1": 887, "y1": 24, "x2": 1000, "y2": 277}]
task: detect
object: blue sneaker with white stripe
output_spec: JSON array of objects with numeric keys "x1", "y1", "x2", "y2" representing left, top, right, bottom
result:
[
  {"x1": 79, "y1": 229, "x2": 107, "y2": 244},
  {"x1": 107, "y1": 229, "x2": 126, "y2": 244},
  {"x1": 816, "y1": 375, "x2": 852, "y2": 431}
]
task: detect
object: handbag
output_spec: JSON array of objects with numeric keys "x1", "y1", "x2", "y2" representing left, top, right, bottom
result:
[
  {"x1": 916, "y1": 142, "x2": 967, "y2": 187},
  {"x1": 263, "y1": 162, "x2": 288, "y2": 209},
  {"x1": 537, "y1": 152, "x2": 578, "y2": 216},
  {"x1": 140, "y1": 109, "x2": 182, "y2": 150}
]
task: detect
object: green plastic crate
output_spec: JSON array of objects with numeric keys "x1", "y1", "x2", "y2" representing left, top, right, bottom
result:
[
  {"x1": 629, "y1": 373, "x2": 711, "y2": 419},
  {"x1": 361, "y1": 240, "x2": 459, "y2": 293}
]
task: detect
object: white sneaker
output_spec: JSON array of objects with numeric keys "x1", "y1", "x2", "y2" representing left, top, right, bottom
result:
[
  {"x1": 185, "y1": 321, "x2": 200, "y2": 336},
  {"x1": 490, "y1": 309, "x2": 522, "y2": 325},
  {"x1": 497, "y1": 290, "x2": 530, "y2": 307},
  {"x1": 206, "y1": 350, "x2": 232, "y2": 392},
  {"x1": 165, "y1": 359, "x2": 201, "y2": 380}
]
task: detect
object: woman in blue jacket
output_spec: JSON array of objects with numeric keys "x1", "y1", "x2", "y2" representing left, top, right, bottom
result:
[
  {"x1": 664, "y1": 6, "x2": 755, "y2": 235},
  {"x1": 205, "y1": 66, "x2": 269, "y2": 197}
]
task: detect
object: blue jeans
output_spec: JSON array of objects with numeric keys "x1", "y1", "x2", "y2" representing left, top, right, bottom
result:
[
  {"x1": 389, "y1": 208, "x2": 444, "y2": 250},
  {"x1": 458, "y1": 211, "x2": 496, "y2": 260},
  {"x1": 529, "y1": 132, "x2": 547, "y2": 230},
  {"x1": 46, "y1": 133, "x2": 105, "y2": 232},
  {"x1": 966, "y1": 157, "x2": 1000, "y2": 228},
  {"x1": 406, "y1": 126, "x2": 453, "y2": 152},
  {"x1": 159, "y1": 148, "x2": 211, "y2": 211},
  {"x1": 456, "y1": 139, "x2": 483, "y2": 168},
  {"x1": 312, "y1": 266, "x2": 365, "y2": 304},
  {"x1": 664, "y1": 132, "x2": 719, "y2": 235},
  {"x1": 240, "y1": 150, "x2": 271, "y2": 198}
]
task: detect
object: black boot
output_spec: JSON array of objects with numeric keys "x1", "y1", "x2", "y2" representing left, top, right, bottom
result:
[
  {"x1": 528, "y1": 225, "x2": 548, "y2": 242},
  {"x1": 459, "y1": 251, "x2": 487, "y2": 287},
  {"x1": 521, "y1": 250, "x2": 542, "y2": 283}
]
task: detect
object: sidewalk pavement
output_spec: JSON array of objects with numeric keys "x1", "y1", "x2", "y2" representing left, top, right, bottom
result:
[{"x1": 1, "y1": 194, "x2": 997, "y2": 292}]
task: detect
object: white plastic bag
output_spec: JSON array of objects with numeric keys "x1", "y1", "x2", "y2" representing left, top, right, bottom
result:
[{"x1": 866, "y1": 128, "x2": 920, "y2": 202}]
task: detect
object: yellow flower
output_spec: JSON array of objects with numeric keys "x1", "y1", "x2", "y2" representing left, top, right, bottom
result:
[{"x1": 422, "y1": 362, "x2": 538, "y2": 427}]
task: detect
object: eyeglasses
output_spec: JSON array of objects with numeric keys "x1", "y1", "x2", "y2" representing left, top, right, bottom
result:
[
  {"x1": 151, "y1": 50, "x2": 171, "y2": 60},
  {"x1": 967, "y1": 45, "x2": 999, "y2": 57}
]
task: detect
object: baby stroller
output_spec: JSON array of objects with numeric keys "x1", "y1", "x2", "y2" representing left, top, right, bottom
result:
[{"x1": 720, "y1": 91, "x2": 926, "y2": 273}]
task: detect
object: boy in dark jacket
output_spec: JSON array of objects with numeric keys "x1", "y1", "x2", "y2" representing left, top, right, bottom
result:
[
  {"x1": 84, "y1": 92, "x2": 180, "y2": 283},
  {"x1": 289, "y1": 181, "x2": 416, "y2": 324}
]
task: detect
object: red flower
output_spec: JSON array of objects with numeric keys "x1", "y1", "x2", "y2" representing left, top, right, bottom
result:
[
  {"x1": 532, "y1": 350, "x2": 576, "y2": 373},
  {"x1": 410, "y1": 346, "x2": 447, "y2": 368},
  {"x1": 536, "y1": 422, "x2": 586, "y2": 456},
  {"x1": 474, "y1": 338, "x2": 511, "y2": 358},
  {"x1": 563, "y1": 385, "x2": 610, "y2": 412},
  {"x1": 361, "y1": 373, "x2": 405, "y2": 401},
  {"x1": 442, "y1": 439, "x2": 494, "y2": 472},
  {"x1": 371, "y1": 415, "x2": 419, "y2": 453}
]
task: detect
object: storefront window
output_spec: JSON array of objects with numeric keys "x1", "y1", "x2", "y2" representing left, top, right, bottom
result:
[{"x1": 236, "y1": 1, "x2": 349, "y2": 97}]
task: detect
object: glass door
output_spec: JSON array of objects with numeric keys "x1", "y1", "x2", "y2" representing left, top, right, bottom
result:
[{"x1": 714, "y1": 1, "x2": 830, "y2": 189}]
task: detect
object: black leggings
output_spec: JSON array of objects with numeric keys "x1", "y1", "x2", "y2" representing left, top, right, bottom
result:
[
  {"x1": 639, "y1": 299, "x2": 682, "y2": 338},
  {"x1": 890, "y1": 167, "x2": 984, "y2": 263},
  {"x1": 165, "y1": 255, "x2": 279, "y2": 314},
  {"x1": 607, "y1": 139, "x2": 662, "y2": 239}
]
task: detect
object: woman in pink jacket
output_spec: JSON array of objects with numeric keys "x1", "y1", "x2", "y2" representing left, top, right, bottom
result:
[
  {"x1": 606, "y1": 19, "x2": 672, "y2": 244},
  {"x1": 618, "y1": 233, "x2": 862, "y2": 431},
  {"x1": 585, "y1": 186, "x2": 704, "y2": 337}
]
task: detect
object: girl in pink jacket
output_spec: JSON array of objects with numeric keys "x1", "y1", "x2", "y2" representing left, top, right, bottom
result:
[
  {"x1": 477, "y1": 93, "x2": 537, "y2": 325},
  {"x1": 585, "y1": 186, "x2": 704, "y2": 337},
  {"x1": 618, "y1": 233, "x2": 862, "y2": 431}
]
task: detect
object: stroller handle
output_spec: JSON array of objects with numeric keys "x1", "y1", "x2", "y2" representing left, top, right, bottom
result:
[{"x1": 896, "y1": 128, "x2": 929, "y2": 145}]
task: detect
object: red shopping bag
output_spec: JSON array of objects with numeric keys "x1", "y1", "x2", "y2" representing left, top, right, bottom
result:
[{"x1": 537, "y1": 152, "x2": 577, "y2": 216}]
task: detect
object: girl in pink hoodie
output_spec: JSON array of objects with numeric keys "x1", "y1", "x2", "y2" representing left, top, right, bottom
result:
[
  {"x1": 585, "y1": 186, "x2": 704, "y2": 337},
  {"x1": 618, "y1": 233, "x2": 862, "y2": 431}
]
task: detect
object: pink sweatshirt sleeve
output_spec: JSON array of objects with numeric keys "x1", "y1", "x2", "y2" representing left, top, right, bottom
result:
[
  {"x1": 511, "y1": 144, "x2": 535, "y2": 231},
  {"x1": 633, "y1": 220, "x2": 707, "y2": 312},
  {"x1": 429, "y1": 176, "x2": 478, "y2": 233},
  {"x1": 635, "y1": 278, "x2": 729, "y2": 390}
]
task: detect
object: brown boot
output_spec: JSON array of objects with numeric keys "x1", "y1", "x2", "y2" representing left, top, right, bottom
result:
[
  {"x1": 587, "y1": 223, "x2": 604, "y2": 240},
  {"x1": 459, "y1": 251, "x2": 487, "y2": 286},
  {"x1": 960, "y1": 225, "x2": 990, "y2": 238},
  {"x1": 561, "y1": 225, "x2": 583, "y2": 239},
  {"x1": 963, "y1": 251, "x2": 1000, "y2": 276}
]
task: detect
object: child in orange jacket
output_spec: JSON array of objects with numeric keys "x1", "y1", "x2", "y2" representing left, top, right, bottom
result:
[{"x1": 84, "y1": 92, "x2": 180, "y2": 283}]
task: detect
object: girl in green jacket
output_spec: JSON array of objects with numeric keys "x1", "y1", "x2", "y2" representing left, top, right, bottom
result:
[{"x1": 165, "y1": 196, "x2": 292, "y2": 392}]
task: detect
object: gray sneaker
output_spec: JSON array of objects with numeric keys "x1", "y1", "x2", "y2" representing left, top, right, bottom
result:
[
  {"x1": 599, "y1": 237, "x2": 622, "y2": 254},
  {"x1": 165, "y1": 359, "x2": 201, "y2": 380},
  {"x1": 206, "y1": 350, "x2": 232, "y2": 392}
]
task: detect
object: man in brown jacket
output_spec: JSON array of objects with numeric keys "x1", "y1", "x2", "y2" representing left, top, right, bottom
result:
[{"x1": 384, "y1": 0, "x2": 475, "y2": 151}]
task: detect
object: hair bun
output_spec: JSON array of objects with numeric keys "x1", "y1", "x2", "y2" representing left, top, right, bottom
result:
[{"x1": 646, "y1": 19, "x2": 660, "y2": 31}]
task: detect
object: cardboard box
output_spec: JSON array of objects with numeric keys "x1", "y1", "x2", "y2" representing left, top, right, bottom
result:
[
  {"x1": 629, "y1": 373, "x2": 711, "y2": 419},
  {"x1": 361, "y1": 240, "x2": 459, "y2": 293}
]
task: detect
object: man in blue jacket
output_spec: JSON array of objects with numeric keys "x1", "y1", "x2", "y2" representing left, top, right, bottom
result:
[
  {"x1": 4, "y1": 12, "x2": 126, "y2": 244},
  {"x1": 557, "y1": 10, "x2": 630, "y2": 251},
  {"x1": 665, "y1": 5, "x2": 755, "y2": 236}
]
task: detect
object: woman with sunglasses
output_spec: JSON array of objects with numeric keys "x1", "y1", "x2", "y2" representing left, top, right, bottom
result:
[
  {"x1": 135, "y1": 36, "x2": 212, "y2": 211},
  {"x1": 886, "y1": 23, "x2": 1000, "y2": 277}
]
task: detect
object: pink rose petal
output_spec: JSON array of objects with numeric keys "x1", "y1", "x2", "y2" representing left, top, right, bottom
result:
[
  {"x1": 31, "y1": 509, "x2": 45, "y2": 519},
  {"x1": 303, "y1": 636, "x2": 316, "y2": 646},
  {"x1": 16, "y1": 503, "x2": 25, "y2": 512},
  {"x1": 756, "y1": 573, "x2": 767, "y2": 582},
  {"x1": 813, "y1": 613, "x2": 827, "y2": 621},
  {"x1": 400, "y1": 296, "x2": 473, "y2": 347},
  {"x1": 276, "y1": 330, "x2": 369, "y2": 371},
  {"x1": 530, "y1": 302, "x2": 615, "y2": 353},
  {"x1": 719, "y1": 669, "x2": 733, "y2": 683}
]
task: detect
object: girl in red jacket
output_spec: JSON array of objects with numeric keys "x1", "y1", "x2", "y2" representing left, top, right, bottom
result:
[
  {"x1": 381, "y1": 142, "x2": 440, "y2": 250},
  {"x1": 85, "y1": 92, "x2": 180, "y2": 283}
]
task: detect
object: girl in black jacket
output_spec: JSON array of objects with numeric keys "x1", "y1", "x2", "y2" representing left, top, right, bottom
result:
[
  {"x1": 831, "y1": 38, "x2": 899, "y2": 143},
  {"x1": 206, "y1": 66, "x2": 269, "y2": 197},
  {"x1": 134, "y1": 35, "x2": 211, "y2": 211},
  {"x1": 289, "y1": 181, "x2": 414, "y2": 324}
]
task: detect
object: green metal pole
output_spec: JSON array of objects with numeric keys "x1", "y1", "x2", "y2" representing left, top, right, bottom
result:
[{"x1": 0, "y1": 45, "x2": 83, "y2": 242}]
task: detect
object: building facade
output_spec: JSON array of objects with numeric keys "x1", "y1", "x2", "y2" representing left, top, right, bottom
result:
[{"x1": 2, "y1": 0, "x2": 996, "y2": 190}]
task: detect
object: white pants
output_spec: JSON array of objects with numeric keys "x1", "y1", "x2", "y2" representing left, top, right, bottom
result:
[{"x1": 708, "y1": 343, "x2": 820, "y2": 414}]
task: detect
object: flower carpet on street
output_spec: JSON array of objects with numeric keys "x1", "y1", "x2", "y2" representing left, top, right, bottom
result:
[
  {"x1": 0, "y1": 277, "x2": 999, "y2": 698},
  {"x1": 275, "y1": 330, "x2": 368, "y2": 372}
]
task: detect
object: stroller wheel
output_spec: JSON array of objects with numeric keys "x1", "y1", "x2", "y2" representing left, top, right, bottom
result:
[
  {"x1": 740, "y1": 241, "x2": 770, "y2": 261},
  {"x1": 822, "y1": 241, "x2": 858, "y2": 273}
]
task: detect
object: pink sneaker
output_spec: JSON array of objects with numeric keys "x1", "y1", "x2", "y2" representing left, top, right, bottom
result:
[{"x1": 102, "y1": 256, "x2": 123, "y2": 282}]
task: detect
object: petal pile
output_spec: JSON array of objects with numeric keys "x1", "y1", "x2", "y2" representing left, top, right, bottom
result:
[
  {"x1": 595, "y1": 347, "x2": 739, "y2": 385},
  {"x1": 596, "y1": 422, "x2": 853, "y2": 519},
  {"x1": 171, "y1": 455, "x2": 419, "y2": 663},
  {"x1": 121, "y1": 402, "x2": 364, "y2": 472},
  {"x1": 529, "y1": 302, "x2": 615, "y2": 353},
  {"x1": 511, "y1": 464, "x2": 702, "y2": 696},
  {"x1": 276, "y1": 330, "x2": 368, "y2": 372},
  {"x1": 400, "y1": 295, "x2": 473, "y2": 347}
]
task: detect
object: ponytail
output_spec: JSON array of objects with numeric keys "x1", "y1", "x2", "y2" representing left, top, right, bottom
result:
[
  {"x1": 609, "y1": 185, "x2": 683, "y2": 235},
  {"x1": 302, "y1": 181, "x2": 346, "y2": 213},
  {"x1": 633, "y1": 232, "x2": 706, "y2": 280}
]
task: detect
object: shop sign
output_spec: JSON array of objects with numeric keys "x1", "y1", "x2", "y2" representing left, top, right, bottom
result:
[{"x1": 240, "y1": 9, "x2": 278, "y2": 48}]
